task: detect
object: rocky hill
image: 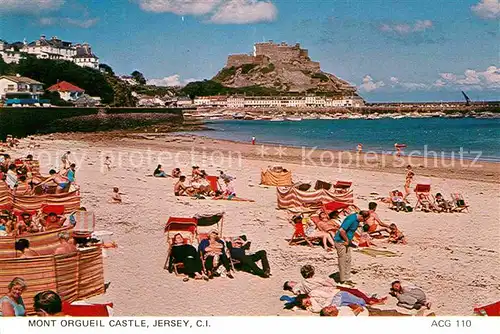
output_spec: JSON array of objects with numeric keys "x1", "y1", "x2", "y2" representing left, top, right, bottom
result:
[{"x1": 213, "y1": 41, "x2": 357, "y2": 96}]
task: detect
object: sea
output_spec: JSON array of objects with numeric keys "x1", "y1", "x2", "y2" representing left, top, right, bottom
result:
[{"x1": 188, "y1": 118, "x2": 500, "y2": 162}]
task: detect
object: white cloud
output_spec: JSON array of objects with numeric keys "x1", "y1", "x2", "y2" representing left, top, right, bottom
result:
[
  {"x1": 359, "y1": 75, "x2": 385, "y2": 92},
  {"x1": 379, "y1": 20, "x2": 434, "y2": 35},
  {"x1": 471, "y1": 0, "x2": 500, "y2": 19},
  {"x1": 361, "y1": 66, "x2": 500, "y2": 93},
  {"x1": 138, "y1": 0, "x2": 222, "y2": 15},
  {"x1": 147, "y1": 75, "x2": 197, "y2": 87},
  {"x1": 439, "y1": 66, "x2": 500, "y2": 89},
  {"x1": 210, "y1": 0, "x2": 277, "y2": 24},
  {"x1": 39, "y1": 17, "x2": 99, "y2": 28},
  {"x1": 137, "y1": 0, "x2": 277, "y2": 24},
  {"x1": 0, "y1": 0, "x2": 65, "y2": 13}
]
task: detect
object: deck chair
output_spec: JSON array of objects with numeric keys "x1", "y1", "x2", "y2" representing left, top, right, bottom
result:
[
  {"x1": 71, "y1": 211, "x2": 96, "y2": 239},
  {"x1": 450, "y1": 193, "x2": 469, "y2": 213},
  {"x1": 62, "y1": 301, "x2": 113, "y2": 317},
  {"x1": 414, "y1": 184, "x2": 437, "y2": 212},
  {"x1": 333, "y1": 181, "x2": 352, "y2": 194},
  {"x1": 197, "y1": 233, "x2": 234, "y2": 276},
  {"x1": 163, "y1": 217, "x2": 198, "y2": 270}
]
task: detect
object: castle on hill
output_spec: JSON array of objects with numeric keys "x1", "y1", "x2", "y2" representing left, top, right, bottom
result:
[{"x1": 226, "y1": 41, "x2": 320, "y2": 72}]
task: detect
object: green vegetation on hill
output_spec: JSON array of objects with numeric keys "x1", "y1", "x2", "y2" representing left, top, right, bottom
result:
[
  {"x1": 133, "y1": 85, "x2": 178, "y2": 97},
  {"x1": 260, "y1": 63, "x2": 275, "y2": 74},
  {"x1": 0, "y1": 56, "x2": 135, "y2": 106},
  {"x1": 214, "y1": 67, "x2": 236, "y2": 81},
  {"x1": 181, "y1": 80, "x2": 281, "y2": 98},
  {"x1": 312, "y1": 72, "x2": 329, "y2": 82}
]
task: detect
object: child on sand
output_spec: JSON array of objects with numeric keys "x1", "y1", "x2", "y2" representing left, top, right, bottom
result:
[
  {"x1": 111, "y1": 187, "x2": 122, "y2": 203},
  {"x1": 388, "y1": 224, "x2": 407, "y2": 244}
]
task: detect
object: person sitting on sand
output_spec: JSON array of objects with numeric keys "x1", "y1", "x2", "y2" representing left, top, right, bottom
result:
[
  {"x1": 191, "y1": 166, "x2": 202, "y2": 180},
  {"x1": 214, "y1": 178, "x2": 236, "y2": 200},
  {"x1": 18, "y1": 213, "x2": 39, "y2": 234},
  {"x1": 358, "y1": 225, "x2": 376, "y2": 247},
  {"x1": 198, "y1": 230, "x2": 234, "y2": 279},
  {"x1": 14, "y1": 176, "x2": 31, "y2": 196},
  {"x1": 5, "y1": 164, "x2": 18, "y2": 190},
  {"x1": 37, "y1": 169, "x2": 70, "y2": 194},
  {"x1": 15, "y1": 239, "x2": 40, "y2": 258},
  {"x1": 111, "y1": 187, "x2": 122, "y2": 203},
  {"x1": 365, "y1": 202, "x2": 391, "y2": 234},
  {"x1": 435, "y1": 193, "x2": 452, "y2": 212},
  {"x1": 388, "y1": 224, "x2": 407, "y2": 244},
  {"x1": 227, "y1": 235, "x2": 270, "y2": 278},
  {"x1": 192, "y1": 170, "x2": 212, "y2": 195},
  {"x1": 390, "y1": 281, "x2": 431, "y2": 310},
  {"x1": 45, "y1": 213, "x2": 66, "y2": 231},
  {"x1": 171, "y1": 168, "x2": 181, "y2": 178},
  {"x1": 391, "y1": 190, "x2": 406, "y2": 212},
  {"x1": 174, "y1": 176, "x2": 195, "y2": 196},
  {"x1": 54, "y1": 232, "x2": 78, "y2": 255},
  {"x1": 168, "y1": 233, "x2": 207, "y2": 281},
  {"x1": 153, "y1": 164, "x2": 167, "y2": 177}
]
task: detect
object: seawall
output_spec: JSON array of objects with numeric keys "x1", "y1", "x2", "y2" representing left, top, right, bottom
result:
[{"x1": 0, "y1": 107, "x2": 185, "y2": 139}]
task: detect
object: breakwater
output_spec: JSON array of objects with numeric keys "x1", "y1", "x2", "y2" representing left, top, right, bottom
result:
[{"x1": 0, "y1": 107, "x2": 185, "y2": 139}]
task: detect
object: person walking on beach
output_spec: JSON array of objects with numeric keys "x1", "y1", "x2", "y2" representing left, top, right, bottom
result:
[
  {"x1": 61, "y1": 151, "x2": 71, "y2": 169},
  {"x1": 404, "y1": 165, "x2": 415, "y2": 201},
  {"x1": 357, "y1": 144, "x2": 362, "y2": 153},
  {"x1": 334, "y1": 211, "x2": 370, "y2": 287},
  {"x1": 252, "y1": 136, "x2": 256, "y2": 145}
]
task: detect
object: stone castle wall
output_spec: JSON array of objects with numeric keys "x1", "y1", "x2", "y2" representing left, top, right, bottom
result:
[{"x1": 226, "y1": 42, "x2": 319, "y2": 71}]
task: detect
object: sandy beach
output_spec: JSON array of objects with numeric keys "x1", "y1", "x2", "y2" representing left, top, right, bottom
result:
[{"x1": 11, "y1": 131, "x2": 500, "y2": 316}]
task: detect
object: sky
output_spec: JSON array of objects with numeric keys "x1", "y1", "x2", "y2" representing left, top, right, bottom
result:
[{"x1": 0, "y1": 0, "x2": 499, "y2": 102}]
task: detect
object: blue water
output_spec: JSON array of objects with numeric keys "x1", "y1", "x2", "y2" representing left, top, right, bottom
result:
[{"x1": 189, "y1": 118, "x2": 500, "y2": 162}]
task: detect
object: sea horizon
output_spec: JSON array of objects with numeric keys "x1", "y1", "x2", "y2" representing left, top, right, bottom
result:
[{"x1": 185, "y1": 118, "x2": 500, "y2": 163}]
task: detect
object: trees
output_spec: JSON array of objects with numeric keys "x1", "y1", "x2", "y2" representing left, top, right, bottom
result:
[
  {"x1": 131, "y1": 70, "x2": 146, "y2": 85},
  {"x1": 16, "y1": 56, "x2": 114, "y2": 104},
  {"x1": 99, "y1": 63, "x2": 115, "y2": 75}
]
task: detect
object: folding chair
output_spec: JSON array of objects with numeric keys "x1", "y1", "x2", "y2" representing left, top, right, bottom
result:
[
  {"x1": 333, "y1": 181, "x2": 352, "y2": 194},
  {"x1": 414, "y1": 184, "x2": 436, "y2": 212},
  {"x1": 163, "y1": 217, "x2": 198, "y2": 270},
  {"x1": 450, "y1": 193, "x2": 469, "y2": 213}
]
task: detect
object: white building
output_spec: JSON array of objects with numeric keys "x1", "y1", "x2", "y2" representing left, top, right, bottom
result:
[
  {"x1": 0, "y1": 40, "x2": 23, "y2": 64},
  {"x1": 227, "y1": 96, "x2": 245, "y2": 108},
  {"x1": 2, "y1": 36, "x2": 100, "y2": 70},
  {"x1": 176, "y1": 97, "x2": 194, "y2": 107},
  {"x1": 0, "y1": 74, "x2": 44, "y2": 100},
  {"x1": 118, "y1": 76, "x2": 139, "y2": 86}
]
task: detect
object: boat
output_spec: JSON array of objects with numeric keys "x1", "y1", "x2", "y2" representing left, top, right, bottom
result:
[
  {"x1": 244, "y1": 115, "x2": 255, "y2": 120},
  {"x1": 286, "y1": 117, "x2": 302, "y2": 121},
  {"x1": 233, "y1": 112, "x2": 246, "y2": 119},
  {"x1": 270, "y1": 117, "x2": 285, "y2": 122},
  {"x1": 392, "y1": 115, "x2": 405, "y2": 119},
  {"x1": 319, "y1": 115, "x2": 335, "y2": 120}
]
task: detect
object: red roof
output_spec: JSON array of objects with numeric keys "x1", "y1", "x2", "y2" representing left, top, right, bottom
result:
[{"x1": 47, "y1": 81, "x2": 85, "y2": 93}]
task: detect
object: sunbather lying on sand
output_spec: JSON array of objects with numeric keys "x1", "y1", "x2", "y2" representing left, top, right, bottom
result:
[
  {"x1": 283, "y1": 265, "x2": 337, "y2": 295},
  {"x1": 390, "y1": 281, "x2": 431, "y2": 310},
  {"x1": 391, "y1": 190, "x2": 406, "y2": 211},
  {"x1": 417, "y1": 194, "x2": 434, "y2": 212},
  {"x1": 315, "y1": 211, "x2": 340, "y2": 237},
  {"x1": 174, "y1": 176, "x2": 195, "y2": 196}
]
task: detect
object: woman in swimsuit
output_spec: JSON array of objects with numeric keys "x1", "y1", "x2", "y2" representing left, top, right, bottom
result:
[
  {"x1": 404, "y1": 165, "x2": 414, "y2": 201},
  {"x1": 0, "y1": 278, "x2": 27, "y2": 317},
  {"x1": 37, "y1": 170, "x2": 69, "y2": 194}
]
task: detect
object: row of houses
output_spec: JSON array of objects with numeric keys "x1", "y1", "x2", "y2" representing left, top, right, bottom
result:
[
  {"x1": 191, "y1": 95, "x2": 364, "y2": 108},
  {"x1": 0, "y1": 35, "x2": 99, "y2": 70},
  {"x1": 0, "y1": 75, "x2": 100, "y2": 106}
]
